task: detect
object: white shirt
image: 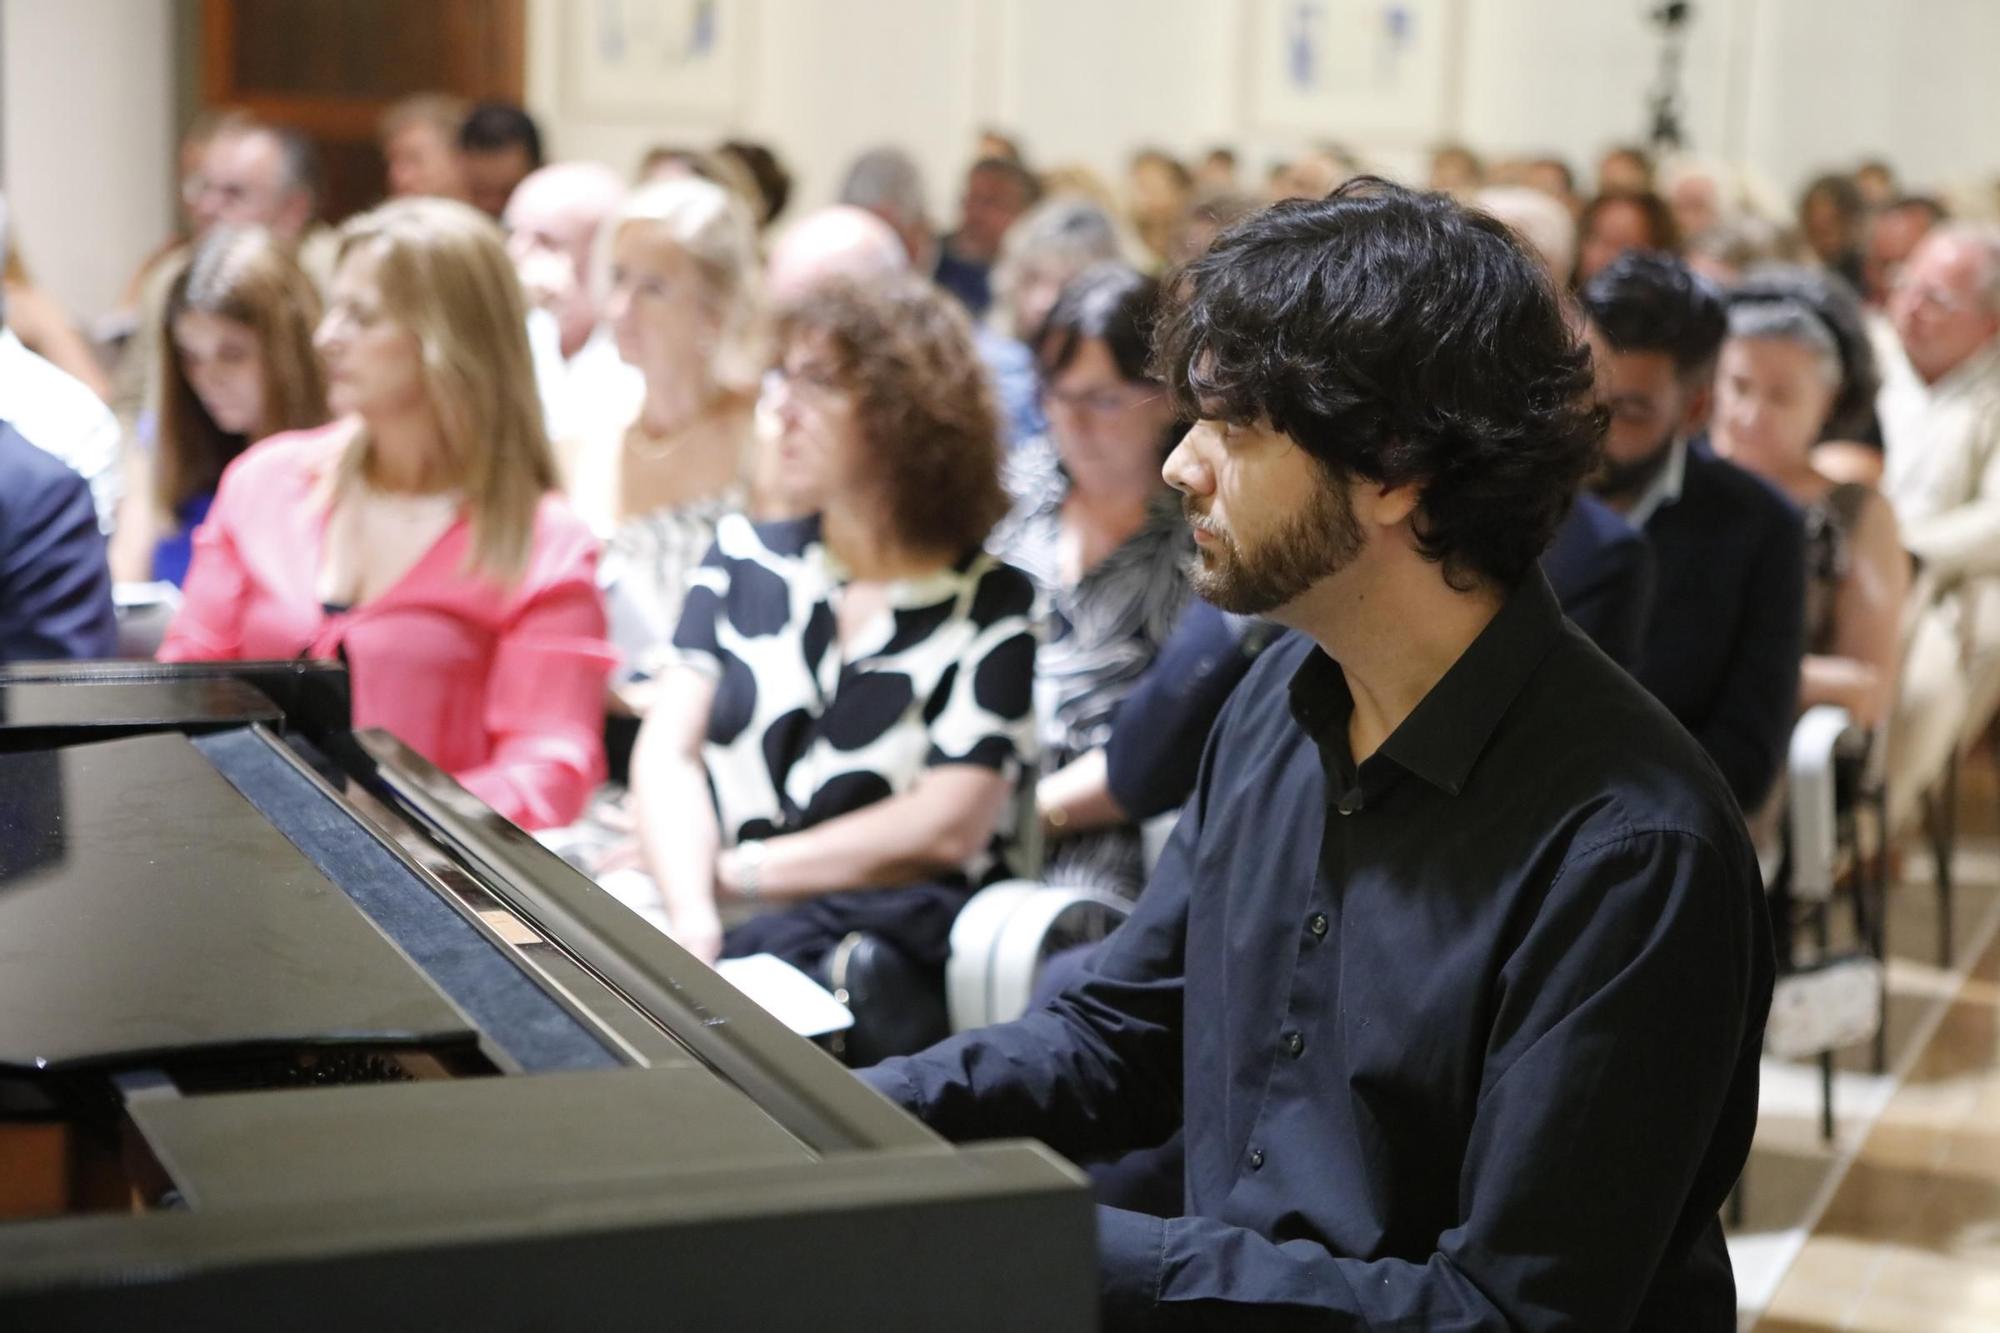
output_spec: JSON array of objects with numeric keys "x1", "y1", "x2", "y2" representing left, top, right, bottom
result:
[
  {"x1": 1626, "y1": 437, "x2": 1690, "y2": 531},
  {"x1": 1880, "y1": 338, "x2": 2000, "y2": 583},
  {"x1": 526, "y1": 312, "x2": 643, "y2": 445},
  {"x1": 0, "y1": 327, "x2": 121, "y2": 532}
]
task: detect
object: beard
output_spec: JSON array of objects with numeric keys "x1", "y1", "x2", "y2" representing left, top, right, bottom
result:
[
  {"x1": 1591, "y1": 430, "x2": 1679, "y2": 505},
  {"x1": 1184, "y1": 473, "x2": 1365, "y2": 615}
]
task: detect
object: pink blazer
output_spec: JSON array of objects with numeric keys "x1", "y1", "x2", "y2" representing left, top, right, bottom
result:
[{"x1": 160, "y1": 425, "x2": 615, "y2": 830}]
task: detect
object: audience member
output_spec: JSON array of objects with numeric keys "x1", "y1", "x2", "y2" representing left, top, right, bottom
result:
[
  {"x1": 561, "y1": 178, "x2": 765, "y2": 700},
  {"x1": 1684, "y1": 213, "x2": 1794, "y2": 287},
  {"x1": 1126, "y1": 148, "x2": 1192, "y2": 263},
  {"x1": 0, "y1": 422, "x2": 116, "y2": 663},
  {"x1": 1427, "y1": 142, "x2": 1484, "y2": 196},
  {"x1": 160, "y1": 198, "x2": 613, "y2": 832},
  {"x1": 863, "y1": 180, "x2": 1769, "y2": 1328},
  {"x1": 4, "y1": 242, "x2": 112, "y2": 401},
  {"x1": 114, "y1": 227, "x2": 328, "y2": 586},
  {"x1": 763, "y1": 205, "x2": 908, "y2": 305},
  {"x1": 1474, "y1": 185, "x2": 1577, "y2": 283},
  {"x1": 1864, "y1": 195, "x2": 1947, "y2": 309},
  {"x1": 1878, "y1": 223, "x2": 2000, "y2": 825},
  {"x1": 984, "y1": 196, "x2": 1128, "y2": 446},
  {"x1": 1713, "y1": 297, "x2": 1908, "y2": 732},
  {"x1": 380, "y1": 94, "x2": 470, "y2": 202},
  {"x1": 0, "y1": 196, "x2": 122, "y2": 532},
  {"x1": 117, "y1": 120, "x2": 335, "y2": 427},
  {"x1": 714, "y1": 139, "x2": 793, "y2": 230},
  {"x1": 1167, "y1": 189, "x2": 1259, "y2": 266},
  {"x1": 1659, "y1": 156, "x2": 1734, "y2": 241},
  {"x1": 1523, "y1": 154, "x2": 1582, "y2": 216},
  {"x1": 629, "y1": 276, "x2": 1035, "y2": 985},
  {"x1": 838, "y1": 146, "x2": 935, "y2": 270},
  {"x1": 1854, "y1": 158, "x2": 1898, "y2": 211},
  {"x1": 1575, "y1": 189, "x2": 1681, "y2": 286},
  {"x1": 1732, "y1": 265, "x2": 1883, "y2": 451},
  {"x1": 1194, "y1": 146, "x2": 1239, "y2": 193},
  {"x1": 1800, "y1": 173, "x2": 1869, "y2": 292},
  {"x1": 501, "y1": 161, "x2": 642, "y2": 440},
  {"x1": 935, "y1": 157, "x2": 1040, "y2": 318},
  {"x1": 989, "y1": 265, "x2": 1190, "y2": 897},
  {"x1": 1581, "y1": 251, "x2": 1806, "y2": 813},
  {"x1": 976, "y1": 128, "x2": 1026, "y2": 165},
  {"x1": 1267, "y1": 141, "x2": 1362, "y2": 203},
  {"x1": 458, "y1": 101, "x2": 544, "y2": 219},
  {"x1": 1596, "y1": 143, "x2": 1655, "y2": 193}
]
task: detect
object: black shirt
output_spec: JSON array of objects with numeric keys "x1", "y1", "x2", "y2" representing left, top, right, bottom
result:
[{"x1": 863, "y1": 572, "x2": 1773, "y2": 1330}]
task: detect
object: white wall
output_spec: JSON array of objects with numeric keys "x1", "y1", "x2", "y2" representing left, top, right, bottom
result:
[
  {"x1": 1, "y1": 0, "x2": 174, "y2": 321},
  {"x1": 529, "y1": 0, "x2": 2000, "y2": 227},
  {"x1": 6, "y1": 0, "x2": 1997, "y2": 320}
]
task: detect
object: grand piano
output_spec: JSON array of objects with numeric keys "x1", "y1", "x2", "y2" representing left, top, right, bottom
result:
[{"x1": 0, "y1": 660, "x2": 1094, "y2": 1330}]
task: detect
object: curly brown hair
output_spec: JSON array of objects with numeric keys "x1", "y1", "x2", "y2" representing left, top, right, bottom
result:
[{"x1": 771, "y1": 276, "x2": 1009, "y2": 555}]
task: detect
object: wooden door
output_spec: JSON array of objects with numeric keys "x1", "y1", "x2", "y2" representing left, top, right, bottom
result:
[{"x1": 200, "y1": 0, "x2": 525, "y2": 224}]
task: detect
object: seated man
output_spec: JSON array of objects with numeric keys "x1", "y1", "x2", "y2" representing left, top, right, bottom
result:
[
  {"x1": 1581, "y1": 252, "x2": 1806, "y2": 813},
  {"x1": 863, "y1": 180, "x2": 1771, "y2": 1329},
  {"x1": 0, "y1": 421, "x2": 116, "y2": 663},
  {"x1": 1878, "y1": 222, "x2": 2000, "y2": 826}
]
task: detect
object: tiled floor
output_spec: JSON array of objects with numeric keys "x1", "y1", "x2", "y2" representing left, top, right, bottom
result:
[{"x1": 1738, "y1": 763, "x2": 2000, "y2": 1331}]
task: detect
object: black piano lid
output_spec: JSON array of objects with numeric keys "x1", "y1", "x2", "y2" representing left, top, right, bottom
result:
[{"x1": 0, "y1": 731, "x2": 477, "y2": 1072}]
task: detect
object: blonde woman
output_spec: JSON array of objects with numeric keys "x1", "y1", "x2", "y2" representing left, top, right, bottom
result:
[
  {"x1": 558, "y1": 176, "x2": 766, "y2": 701},
  {"x1": 160, "y1": 198, "x2": 614, "y2": 831},
  {"x1": 114, "y1": 226, "x2": 328, "y2": 584}
]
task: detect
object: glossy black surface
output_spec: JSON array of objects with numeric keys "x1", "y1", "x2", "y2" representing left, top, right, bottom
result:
[
  {"x1": 0, "y1": 731, "x2": 476, "y2": 1072},
  {"x1": 0, "y1": 678, "x2": 281, "y2": 751},
  {"x1": 0, "y1": 660, "x2": 350, "y2": 746}
]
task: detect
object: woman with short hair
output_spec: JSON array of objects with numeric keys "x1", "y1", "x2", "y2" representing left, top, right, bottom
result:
[
  {"x1": 116, "y1": 226, "x2": 328, "y2": 585},
  {"x1": 629, "y1": 275, "x2": 1037, "y2": 974},
  {"x1": 161, "y1": 197, "x2": 614, "y2": 831},
  {"x1": 559, "y1": 177, "x2": 767, "y2": 704}
]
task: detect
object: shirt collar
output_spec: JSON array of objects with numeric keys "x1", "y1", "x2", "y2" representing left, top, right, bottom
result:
[
  {"x1": 1624, "y1": 436, "x2": 1689, "y2": 529},
  {"x1": 1928, "y1": 338, "x2": 2000, "y2": 404},
  {"x1": 1287, "y1": 571, "x2": 1567, "y2": 799}
]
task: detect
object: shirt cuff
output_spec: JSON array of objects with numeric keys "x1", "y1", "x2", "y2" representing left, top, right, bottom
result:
[
  {"x1": 1096, "y1": 1206, "x2": 1167, "y2": 1329},
  {"x1": 853, "y1": 1059, "x2": 922, "y2": 1114}
]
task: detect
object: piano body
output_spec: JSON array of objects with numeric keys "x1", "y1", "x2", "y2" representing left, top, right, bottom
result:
[{"x1": 0, "y1": 661, "x2": 1093, "y2": 1330}]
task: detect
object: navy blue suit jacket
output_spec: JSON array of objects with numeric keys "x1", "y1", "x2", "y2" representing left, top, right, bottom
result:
[
  {"x1": 1542, "y1": 491, "x2": 1654, "y2": 672},
  {"x1": 0, "y1": 421, "x2": 117, "y2": 663},
  {"x1": 1636, "y1": 443, "x2": 1805, "y2": 812}
]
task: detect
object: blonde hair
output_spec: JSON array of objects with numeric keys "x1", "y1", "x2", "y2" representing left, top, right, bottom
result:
[
  {"x1": 334, "y1": 197, "x2": 556, "y2": 581},
  {"x1": 608, "y1": 177, "x2": 763, "y2": 391}
]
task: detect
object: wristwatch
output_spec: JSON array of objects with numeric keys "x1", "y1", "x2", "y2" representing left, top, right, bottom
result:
[{"x1": 734, "y1": 839, "x2": 768, "y2": 903}]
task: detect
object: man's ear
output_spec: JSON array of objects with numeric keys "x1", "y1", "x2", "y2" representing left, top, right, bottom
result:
[
  {"x1": 1679, "y1": 377, "x2": 1714, "y2": 438},
  {"x1": 1361, "y1": 477, "x2": 1423, "y2": 530}
]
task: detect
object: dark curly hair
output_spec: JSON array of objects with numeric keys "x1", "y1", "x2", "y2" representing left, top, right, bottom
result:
[
  {"x1": 1580, "y1": 249, "x2": 1728, "y2": 379},
  {"x1": 1153, "y1": 177, "x2": 1603, "y2": 591},
  {"x1": 772, "y1": 275, "x2": 1009, "y2": 555}
]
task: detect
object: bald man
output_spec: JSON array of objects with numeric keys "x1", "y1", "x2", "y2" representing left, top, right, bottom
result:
[
  {"x1": 764, "y1": 205, "x2": 909, "y2": 304},
  {"x1": 503, "y1": 162, "x2": 642, "y2": 441}
]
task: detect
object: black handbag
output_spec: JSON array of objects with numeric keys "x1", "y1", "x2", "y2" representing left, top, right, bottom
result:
[{"x1": 822, "y1": 931, "x2": 950, "y2": 1067}]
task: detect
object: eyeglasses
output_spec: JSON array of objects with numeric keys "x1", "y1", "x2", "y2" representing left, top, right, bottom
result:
[
  {"x1": 1039, "y1": 383, "x2": 1162, "y2": 419},
  {"x1": 1892, "y1": 277, "x2": 1979, "y2": 317},
  {"x1": 761, "y1": 364, "x2": 848, "y2": 406}
]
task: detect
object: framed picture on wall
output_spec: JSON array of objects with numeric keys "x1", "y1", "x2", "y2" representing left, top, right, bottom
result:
[
  {"x1": 1244, "y1": 0, "x2": 1464, "y2": 144},
  {"x1": 563, "y1": 0, "x2": 751, "y2": 121}
]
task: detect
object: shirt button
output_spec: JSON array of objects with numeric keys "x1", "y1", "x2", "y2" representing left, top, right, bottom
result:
[
  {"x1": 1248, "y1": 1147, "x2": 1265, "y2": 1171},
  {"x1": 1284, "y1": 1031, "x2": 1305, "y2": 1058},
  {"x1": 1307, "y1": 913, "x2": 1329, "y2": 939}
]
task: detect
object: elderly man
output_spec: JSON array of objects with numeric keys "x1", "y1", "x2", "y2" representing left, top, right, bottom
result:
[
  {"x1": 502, "y1": 161, "x2": 640, "y2": 441},
  {"x1": 763, "y1": 205, "x2": 907, "y2": 304},
  {"x1": 934, "y1": 157, "x2": 1040, "y2": 317},
  {"x1": 1880, "y1": 223, "x2": 2000, "y2": 824},
  {"x1": 115, "y1": 119, "x2": 336, "y2": 429},
  {"x1": 837, "y1": 147, "x2": 935, "y2": 272}
]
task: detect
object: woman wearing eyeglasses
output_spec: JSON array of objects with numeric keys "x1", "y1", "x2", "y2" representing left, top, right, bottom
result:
[
  {"x1": 628, "y1": 276, "x2": 1037, "y2": 982},
  {"x1": 989, "y1": 263, "x2": 1192, "y2": 898}
]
